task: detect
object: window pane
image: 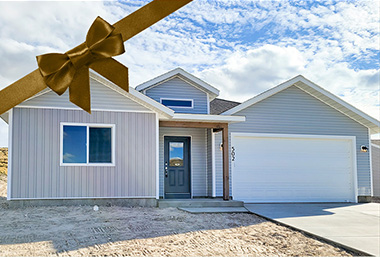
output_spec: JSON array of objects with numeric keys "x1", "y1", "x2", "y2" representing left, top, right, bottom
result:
[
  {"x1": 161, "y1": 99, "x2": 192, "y2": 107},
  {"x1": 89, "y1": 127, "x2": 112, "y2": 163},
  {"x1": 63, "y1": 126, "x2": 87, "y2": 163},
  {"x1": 169, "y1": 142, "x2": 183, "y2": 166}
]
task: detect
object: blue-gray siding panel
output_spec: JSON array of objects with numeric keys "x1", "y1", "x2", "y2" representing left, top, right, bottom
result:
[
  {"x1": 145, "y1": 77, "x2": 208, "y2": 114},
  {"x1": 10, "y1": 108, "x2": 156, "y2": 199},
  {"x1": 159, "y1": 127, "x2": 207, "y2": 197},
  {"x1": 372, "y1": 145, "x2": 380, "y2": 197},
  {"x1": 19, "y1": 78, "x2": 150, "y2": 112},
  {"x1": 226, "y1": 86, "x2": 371, "y2": 196},
  {"x1": 206, "y1": 129, "x2": 212, "y2": 197}
]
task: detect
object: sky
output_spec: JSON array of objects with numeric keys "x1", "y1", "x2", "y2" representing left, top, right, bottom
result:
[{"x1": 0, "y1": 0, "x2": 379, "y2": 146}]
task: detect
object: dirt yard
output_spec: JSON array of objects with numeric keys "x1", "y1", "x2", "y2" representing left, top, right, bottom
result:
[
  {"x1": 0, "y1": 148, "x2": 7, "y2": 176},
  {"x1": 0, "y1": 175, "x2": 357, "y2": 256}
]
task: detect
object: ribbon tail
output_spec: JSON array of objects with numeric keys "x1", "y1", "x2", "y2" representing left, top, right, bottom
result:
[
  {"x1": 113, "y1": 0, "x2": 193, "y2": 42},
  {"x1": 0, "y1": 69, "x2": 47, "y2": 115},
  {"x1": 69, "y1": 67, "x2": 91, "y2": 113},
  {"x1": 89, "y1": 58, "x2": 129, "y2": 92}
]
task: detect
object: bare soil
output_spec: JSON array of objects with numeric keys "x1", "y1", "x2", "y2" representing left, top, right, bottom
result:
[
  {"x1": 0, "y1": 176, "x2": 356, "y2": 256},
  {"x1": 0, "y1": 147, "x2": 7, "y2": 176}
]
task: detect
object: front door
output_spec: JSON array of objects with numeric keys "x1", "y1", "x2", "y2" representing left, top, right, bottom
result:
[{"x1": 164, "y1": 136, "x2": 191, "y2": 199}]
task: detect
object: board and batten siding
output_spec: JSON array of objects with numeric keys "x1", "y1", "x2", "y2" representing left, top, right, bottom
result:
[
  {"x1": 10, "y1": 108, "x2": 157, "y2": 199},
  {"x1": 372, "y1": 144, "x2": 380, "y2": 197},
  {"x1": 145, "y1": 77, "x2": 209, "y2": 114},
  {"x1": 18, "y1": 78, "x2": 150, "y2": 112},
  {"x1": 159, "y1": 127, "x2": 208, "y2": 197},
  {"x1": 218, "y1": 86, "x2": 371, "y2": 196}
]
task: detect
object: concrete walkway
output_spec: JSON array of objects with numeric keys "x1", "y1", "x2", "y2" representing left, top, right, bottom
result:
[{"x1": 245, "y1": 203, "x2": 380, "y2": 256}]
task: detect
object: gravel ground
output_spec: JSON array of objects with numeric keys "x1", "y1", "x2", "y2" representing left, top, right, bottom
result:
[{"x1": 0, "y1": 175, "x2": 356, "y2": 256}]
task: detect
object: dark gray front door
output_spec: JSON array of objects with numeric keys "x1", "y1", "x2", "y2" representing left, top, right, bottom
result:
[{"x1": 164, "y1": 136, "x2": 191, "y2": 199}]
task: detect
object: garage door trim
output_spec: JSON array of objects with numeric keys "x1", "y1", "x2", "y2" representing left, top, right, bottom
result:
[{"x1": 230, "y1": 132, "x2": 358, "y2": 203}]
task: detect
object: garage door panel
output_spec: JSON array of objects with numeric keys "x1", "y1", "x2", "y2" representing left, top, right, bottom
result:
[{"x1": 232, "y1": 134, "x2": 355, "y2": 203}]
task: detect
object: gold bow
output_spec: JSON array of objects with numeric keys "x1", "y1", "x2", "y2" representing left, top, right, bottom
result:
[
  {"x1": 36, "y1": 16, "x2": 128, "y2": 113},
  {"x1": 0, "y1": 0, "x2": 193, "y2": 116}
]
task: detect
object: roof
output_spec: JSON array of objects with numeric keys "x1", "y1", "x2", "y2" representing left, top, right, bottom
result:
[
  {"x1": 135, "y1": 68, "x2": 220, "y2": 100},
  {"x1": 222, "y1": 75, "x2": 380, "y2": 134},
  {"x1": 210, "y1": 98, "x2": 240, "y2": 115}
]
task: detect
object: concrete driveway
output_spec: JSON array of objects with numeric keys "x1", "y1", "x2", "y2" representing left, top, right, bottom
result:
[{"x1": 245, "y1": 203, "x2": 380, "y2": 256}]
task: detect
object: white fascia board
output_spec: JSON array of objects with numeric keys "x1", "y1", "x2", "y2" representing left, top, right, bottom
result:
[
  {"x1": 135, "y1": 67, "x2": 220, "y2": 98},
  {"x1": 170, "y1": 113, "x2": 245, "y2": 123},
  {"x1": 222, "y1": 74, "x2": 380, "y2": 133}
]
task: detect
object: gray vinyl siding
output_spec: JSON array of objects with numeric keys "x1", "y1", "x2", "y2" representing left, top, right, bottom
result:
[
  {"x1": 372, "y1": 145, "x2": 380, "y2": 197},
  {"x1": 18, "y1": 78, "x2": 150, "y2": 112},
  {"x1": 10, "y1": 108, "x2": 156, "y2": 199},
  {"x1": 159, "y1": 127, "x2": 207, "y2": 197},
  {"x1": 222, "y1": 86, "x2": 371, "y2": 196},
  {"x1": 145, "y1": 77, "x2": 208, "y2": 114},
  {"x1": 206, "y1": 129, "x2": 212, "y2": 197}
]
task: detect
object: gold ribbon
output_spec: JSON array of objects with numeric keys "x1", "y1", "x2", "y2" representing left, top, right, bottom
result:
[
  {"x1": 0, "y1": 0, "x2": 193, "y2": 115},
  {"x1": 36, "y1": 16, "x2": 127, "y2": 113}
]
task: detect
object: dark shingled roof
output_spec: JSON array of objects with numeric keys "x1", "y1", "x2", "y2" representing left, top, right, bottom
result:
[{"x1": 210, "y1": 98, "x2": 240, "y2": 115}]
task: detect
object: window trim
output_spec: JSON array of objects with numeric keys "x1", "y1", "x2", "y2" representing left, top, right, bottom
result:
[
  {"x1": 60, "y1": 122, "x2": 116, "y2": 167},
  {"x1": 160, "y1": 98, "x2": 194, "y2": 109}
]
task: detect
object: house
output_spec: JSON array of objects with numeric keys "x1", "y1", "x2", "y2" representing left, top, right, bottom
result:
[
  {"x1": 1, "y1": 68, "x2": 379, "y2": 205},
  {"x1": 372, "y1": 140, "x2": 380, "y2": 197}
]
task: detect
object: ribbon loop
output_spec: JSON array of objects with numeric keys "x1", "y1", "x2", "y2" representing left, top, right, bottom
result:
[{"x1": 36, "y1": 16, "x2": 126, "y2": 113}]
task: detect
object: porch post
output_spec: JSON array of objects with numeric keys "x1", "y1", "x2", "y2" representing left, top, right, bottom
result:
[{"x1": 222, "y1": 125, "x2": 229, "y2": 200}]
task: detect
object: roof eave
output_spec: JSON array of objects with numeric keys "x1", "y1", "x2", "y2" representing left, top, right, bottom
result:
[{"x1": 167, "y1": 113, "x2": 245, "y2": 123}]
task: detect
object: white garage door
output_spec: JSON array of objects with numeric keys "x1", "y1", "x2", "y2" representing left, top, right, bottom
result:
[{"x1": 231, "y1": 133, "x2": 356, "y2": 203}]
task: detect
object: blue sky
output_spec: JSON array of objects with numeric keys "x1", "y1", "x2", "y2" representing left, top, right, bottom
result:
[{"x1": 0, "y1": 0, "x2": 379, "y2": 146}]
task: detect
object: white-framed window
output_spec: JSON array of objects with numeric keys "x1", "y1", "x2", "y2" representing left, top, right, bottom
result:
[
  {"x1": 60, "y1": 123, "x2": 115, "y2": 166},
  {"x1": 160, "y1": 98, "x2": 193, "y2": 108}
]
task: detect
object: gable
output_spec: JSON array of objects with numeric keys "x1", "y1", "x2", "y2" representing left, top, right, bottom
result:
[
  {"x1": 18, "y1": 77, "x2": 151, "y2": 112},
  {"x1": 144, "y1": 76, "x2": 209, "y2": 114},
  {"x1": 136, "y1": 68, "x2": 219, "y2": 99},
  {"x1": 232, "y1": 85, "x2": 369, "y2": 134},
  {"x1": 224, "y1": 75, "x2": 380, "y2": 133}
]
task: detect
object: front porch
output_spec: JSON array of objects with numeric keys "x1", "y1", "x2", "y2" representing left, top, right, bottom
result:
[{"x1": 158, "y1": 114, "x2": 244, "y2": 201}]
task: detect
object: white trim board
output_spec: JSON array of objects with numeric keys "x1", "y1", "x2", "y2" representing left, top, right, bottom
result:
[
  {"x1": 7, "y1": 109, "x2": 13, "y2": 200},
  {"x1": 155, "y1": 114, "x2": 160, "y2": 200},
  {"x1": 171, "y1": 113, "x2": 245, "y2": 123},
  {"x1": 222, "y1": 75, "x2": 380, "y2": 133}
]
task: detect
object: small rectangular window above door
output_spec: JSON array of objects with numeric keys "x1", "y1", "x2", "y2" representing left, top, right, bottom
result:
[
  {"x1": 160, "y1": 98, "x2": 193, "y2": 108},
  {"x1": 61, "y1": 123, "x2": 115, "y2": 166}
]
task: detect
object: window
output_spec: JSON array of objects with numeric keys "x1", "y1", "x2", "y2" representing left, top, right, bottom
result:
[
  {"x1": 169, "y1": 142, "x2": 184, "y2": 167},
  {"x1": 160, "y1": 98, "x2": 193, "y2": 108},
  {"x1": 61, "y1": 123, "x2": 115, "y2": 166}
]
